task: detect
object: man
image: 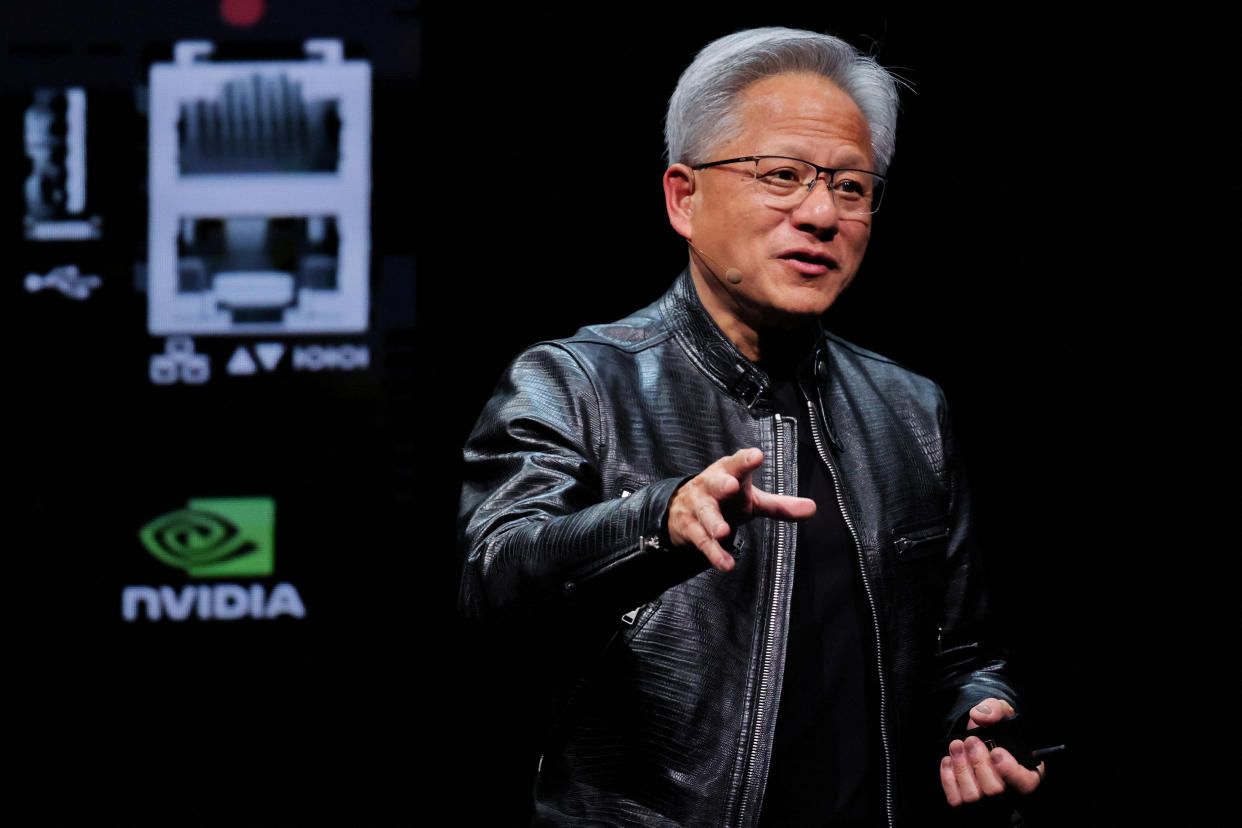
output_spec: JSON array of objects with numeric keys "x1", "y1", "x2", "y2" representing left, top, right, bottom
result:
[{"x1": 459, "y1": 27, "x2": 1043, "y2": 826}]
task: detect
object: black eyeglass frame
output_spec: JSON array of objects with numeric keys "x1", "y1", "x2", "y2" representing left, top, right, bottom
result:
[{"x1": 689, "y1": 155, "x2": 887, "y2": 214}]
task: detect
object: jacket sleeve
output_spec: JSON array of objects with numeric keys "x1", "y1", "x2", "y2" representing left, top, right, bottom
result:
[
  {"x1": 933, "y1": 394, "x2": 1024, "y2": 739},
  {"x1": 458, "y1": 342, "x2": 699, "y2": 629}
]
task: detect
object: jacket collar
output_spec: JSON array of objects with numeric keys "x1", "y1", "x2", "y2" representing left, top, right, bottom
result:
[
  {"x1": 659, "y1": 270, "x2": 843, "y2": 449},
  {"x1": 660, "y1": 268, "x2": 772, "y2": 409}
]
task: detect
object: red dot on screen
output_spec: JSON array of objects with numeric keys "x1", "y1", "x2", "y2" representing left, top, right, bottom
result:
[{"x1": 220, "y1": 0, "x2": 266, "y2": 28}]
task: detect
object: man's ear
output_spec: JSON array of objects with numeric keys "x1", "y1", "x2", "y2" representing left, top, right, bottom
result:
[{"x1": 663, "y1": 163, "x2": 696, "y2": 240}]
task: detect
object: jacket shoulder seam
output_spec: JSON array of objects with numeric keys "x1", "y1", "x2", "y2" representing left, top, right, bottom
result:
[
  {"x1": 823, "y1": 330, "x2": 942, "y2": 383},
  {"x1": 558, "y1": 323, "x2": 675, "y2": 355}
]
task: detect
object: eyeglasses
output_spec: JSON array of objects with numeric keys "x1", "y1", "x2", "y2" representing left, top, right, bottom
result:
[{"x1": 690, "y1": 155, "x2": 886, "y2": 215}]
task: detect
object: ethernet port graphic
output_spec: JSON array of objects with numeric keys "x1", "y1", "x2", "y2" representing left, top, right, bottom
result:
[
  {"x1": 149, "y1": 40, "x2": 370, "y2": 335},
  {"x1": 177, "y1": 216, "x2": 339, "y2": 325},
  {"x1": 178, "y1": 75, "x2": 342, "y2": 174}
]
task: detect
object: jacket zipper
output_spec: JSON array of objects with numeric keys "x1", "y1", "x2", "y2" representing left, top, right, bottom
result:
[
  {"x1": 893, "y1": 527, "x2": 948, "y2": 558},
  {"x1": 735, "y1": 413, "x2": 794, "y2": 827},
  {"x1": 564, "y1": 488, "x2": 660, "y2": 591},
  {"x1": 806, "y1": 398, "x2": 895, "y2": 828}
]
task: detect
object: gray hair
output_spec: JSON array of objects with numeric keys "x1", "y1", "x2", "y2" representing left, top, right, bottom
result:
[{"x1": 665, "y1": 27, "x2": 901, "y2": 174}]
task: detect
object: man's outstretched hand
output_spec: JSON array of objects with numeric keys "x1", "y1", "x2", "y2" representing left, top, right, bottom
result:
[
  {"x1": 667, "y1": 448, "x2": 816, "y2": 571},
  {"x1": 940, "y1": 698, "x2": 1045, "y2": 807}
]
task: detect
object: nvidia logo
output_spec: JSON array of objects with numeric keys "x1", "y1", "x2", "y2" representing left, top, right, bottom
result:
[
  {"x1": 138, "y1": 498, "x2": 274, "y2": 578},
  {"x1": 125, "y1": 497, "x2": 301, "y2": 622}
]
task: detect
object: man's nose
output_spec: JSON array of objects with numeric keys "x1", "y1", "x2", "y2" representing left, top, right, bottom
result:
[{"x1": 789, "y1": 176, "x2": 841, "y2": 236}]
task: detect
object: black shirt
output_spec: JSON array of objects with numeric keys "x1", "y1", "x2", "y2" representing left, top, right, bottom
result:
[{"x1": 757, "y1": 354, "x2": 882, "y2": 827}]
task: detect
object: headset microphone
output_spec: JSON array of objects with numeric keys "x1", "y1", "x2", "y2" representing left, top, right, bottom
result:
[{"x1": 689, "y1": 241, "x2": 744, "y2": 286}]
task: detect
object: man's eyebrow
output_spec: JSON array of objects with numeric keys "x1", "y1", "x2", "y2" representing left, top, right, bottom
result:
[{"x1": 764, "y1": 148, "x2": 874, "y2": 169}]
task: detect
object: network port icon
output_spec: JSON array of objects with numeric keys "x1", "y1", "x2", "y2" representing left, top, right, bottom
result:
[{"x1": 148, "y1": 40, "x2": 371, "y2": 335}]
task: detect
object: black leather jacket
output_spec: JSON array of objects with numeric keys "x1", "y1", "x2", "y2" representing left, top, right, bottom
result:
[{"x1": 459, "y1": 271, "x2": 1020, "y2": 827}]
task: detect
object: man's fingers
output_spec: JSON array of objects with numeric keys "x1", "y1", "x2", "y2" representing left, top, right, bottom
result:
[
  {"x1": 697, "y1": 502, "x2": 731, "y2": 540},
  {"x1": 990, "y1": 748, "x2": 1044, "y2": 795},
  {"x1": 939, "y1": 756, "x2": 963, "y2": 807},
  {"x1": 942, "y1": 744, "x2": 1044, "y2": 809},
  {"x1": 727, "y1": 450, "x2": 814, "y2": 521},
  {"x1": 668, "y1": 498, "x2": 734, "y2": 571},
  {"x1": 965, "y1": 737, "x2": 1005, "y2": 797},
  {"x1": 749, "y1": 487, "x2": 817, "y2": 520},
  {"x1": 683, "y1": 519, "x2": 734, "y2": 571},
  {"x1": 668, "y1": 448, "x2": 808, "y2": 570},
  {"x1": 718, "y1": 447, "x2": 764, "y2": 480},
  {"x1": 706, "y1": 471, "x2": 742, "y2": 501},
  {"x1": 947, "y1": 739, "x2": 981, "y2": 803},
  {"x1": 966, "y1": 698, "x2": 1016, "y2": 729}
]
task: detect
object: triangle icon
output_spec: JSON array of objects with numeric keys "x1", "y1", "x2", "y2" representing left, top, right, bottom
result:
[
  {"x1": 254, "y1": 342, "x2": 286, "y2": 371},
  {"x1": 227, "y1": 346, "x2": 257, "y2": 375}
]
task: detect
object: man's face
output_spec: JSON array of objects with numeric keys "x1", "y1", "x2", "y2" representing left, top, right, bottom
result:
[{"x1": 669, "y1": 72, "x2": 876, "y2": 338}]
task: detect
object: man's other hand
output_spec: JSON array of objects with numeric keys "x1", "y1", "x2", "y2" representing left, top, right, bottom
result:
[
  {"x1": 940, "y1": 698, "x2": 1045, "y2": 807},
  {"x1": 667, "y1": 448, "x2": 816, "y2": 572}
]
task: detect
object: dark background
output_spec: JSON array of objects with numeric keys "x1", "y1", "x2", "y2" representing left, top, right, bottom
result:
[{"x1": 9, "y1": 2, "x2": 1235, "y2": 825}]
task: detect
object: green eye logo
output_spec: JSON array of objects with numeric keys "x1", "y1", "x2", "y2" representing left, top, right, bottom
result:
[{"x1": 138, "y1": 497, "x2": 275, "y2": 577}]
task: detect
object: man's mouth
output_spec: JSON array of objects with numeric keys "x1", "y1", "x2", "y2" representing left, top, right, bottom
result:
[{"x1": 779, "y1": 249, "x2": 837, "y2": 274}]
